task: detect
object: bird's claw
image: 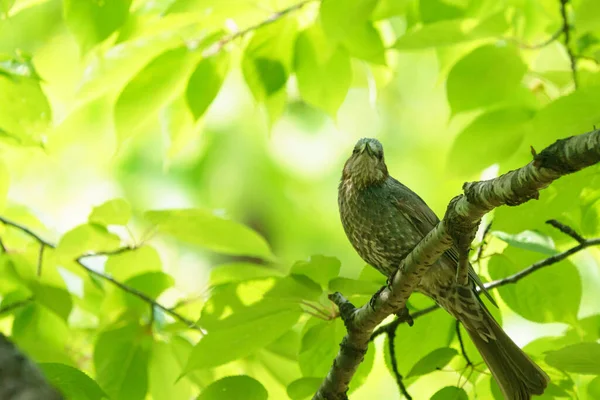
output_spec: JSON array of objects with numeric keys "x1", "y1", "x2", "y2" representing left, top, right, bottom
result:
[{"x1": 369, "y1": 285, "x2": 387, "y2": 310}]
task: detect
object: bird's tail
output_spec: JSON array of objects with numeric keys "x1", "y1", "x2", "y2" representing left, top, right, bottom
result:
[{"x1": 464, "y1": 306, "x2": 549, "y2": 399}]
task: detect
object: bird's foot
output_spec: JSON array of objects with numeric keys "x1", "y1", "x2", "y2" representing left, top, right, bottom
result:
[
  {"x1": 369, "y1": 285, "x2": 387, "y2": 310},
  {"x1": 395, "y1": 306, "x2": 414, "y2": 327}
]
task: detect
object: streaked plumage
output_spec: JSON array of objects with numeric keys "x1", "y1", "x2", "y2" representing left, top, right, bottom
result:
[{"x1": 338, "y1": 138, "x2": 549, "y2": 399}]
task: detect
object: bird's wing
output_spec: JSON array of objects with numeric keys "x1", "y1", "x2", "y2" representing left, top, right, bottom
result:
[{"x1": 388, "y1": 178, "x2": 497, "y2": 306}]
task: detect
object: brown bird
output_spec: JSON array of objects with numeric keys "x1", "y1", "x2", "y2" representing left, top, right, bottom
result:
[{"x1": 338, "y1": 138, "x2": 549, "y2": 399}]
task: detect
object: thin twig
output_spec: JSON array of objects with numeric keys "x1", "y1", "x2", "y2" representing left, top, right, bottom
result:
[
  {"x1": 201, "y1": 0, "x2": 315, "y2": 56},
  {"x1": 0, "y1": 236, "x2": 6, "y2": 253},
  {"x1": 559, "y1": 0, "x2": 577, "y2": 88},
  {"x1": 475, "y1": 222, "x2": 493, "y2": 263},
  {"x1": 0, "y1": 216, "x2": 204, "y2": 332},
  {"x1": 455, "y1": 320, "x2": 472, "y2": 366},
  {"x1": 546, "y1": 219, "x2": 586, "y2": 243},
  {"x1": 508, "y1": 29, "x2": 563, "y2": 50},
  {"x1": 0, "y1": 297, "x2": 33, "y2": 315},
  {"x1": 301, "y1": 300, "x2": 335, "y2": 320},
  {"x1": 36, "y1": 243, "x2": 45, "y2": 276},
  {"x1": 485, "y1": 238, "x2": 600, "y2": 289},
  {"x1": 387, "y1": 329, "x2": 412, "y2": 400}
]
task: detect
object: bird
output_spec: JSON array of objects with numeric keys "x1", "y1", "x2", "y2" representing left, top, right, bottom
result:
[{"x1": 338, "y1": 137, "x2": 549, "y2": 400}]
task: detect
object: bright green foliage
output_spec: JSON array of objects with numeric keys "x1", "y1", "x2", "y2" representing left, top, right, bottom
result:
[
  {"x1": 198, "y1": 375, "x2": 268, "y2": 400},
  {"x1": 89, "y1": 198, "x2": 132, "y2": 226},
  {"x1": 145, "y1": 208, "x2": 275, "y2": 260},
  {"x1": 294, "y1": 22, "x2": 352, "y2": 118},
  {"x1": 39, "y1": 363, "x2": 107, "y2": 400},
  {"x1": 115, "y1": 47, "x2": 200, "y2": 145},
  {"x1": 64, "y1": 0, "x2": 132, "y2": 54},
  {"x1": 94, "y1": 323, "x2": 152, "y2": 400},
  {"x1": 0, "y1": 58, "x2": 50, "y2": 146},
  {"x1": 489, "y1": 246, "x2": 581, "y2": 323},
  {"x1": 186, "y1": 51, "x2": 230, "y2": 120},
  {"x1": 185, "y1": 300, "x2": 302, "y2": 372},
  {"x1": 406, "y1": 347, "x2": 458, "y2": 378},
  {"x1": 320, "y1": 0, "x2": 385, "y2": 64},
  {"x1": 447, "y1": 44, "x2": 530, "y2": 114},
  {"x1": 1, "y1": 0, "x2": 600, "y2": 399},
  {"x1": 546, "y1": 343, "x2": 600, "y2": 374},
  {"x1": 431, "y1": 386, "x2": 469, "y2": 400}
]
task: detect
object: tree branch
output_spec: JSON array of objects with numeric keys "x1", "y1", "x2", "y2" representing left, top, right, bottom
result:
[
  {"x1": 455, "y1": 320, "x2": 472, "y2": 366},
  {"x1": 370, "y1": 225, "x2": 600, "y2": 340},
  {"x1": 314, "y1": 129, "x2": 600, "y2": 399},
  {"x1": 200, "y1": 0, "x2": 315, "y2": 57},
  {"x1": 387, "y1": 329, "x2": 412, "y2": 400},
  {"x1": 0, "y1": 216, "x2": 203, "y2": 333}
]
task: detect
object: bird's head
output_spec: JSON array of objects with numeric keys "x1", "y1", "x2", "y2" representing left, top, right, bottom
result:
[{"x1": 342, "y1": 138, "x2": 388, "y2": 188}]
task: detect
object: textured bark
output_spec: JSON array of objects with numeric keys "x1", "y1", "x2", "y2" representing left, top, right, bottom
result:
[
  {"x1": 314, "y1": 129, "x2": 600, "y2": 399},
  {"x1": 0, "y1": 334, "x2": 63, "y2": 400}
]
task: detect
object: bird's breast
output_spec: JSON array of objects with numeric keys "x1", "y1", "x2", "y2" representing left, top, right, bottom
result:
[{"x1": 338, "y1": 182, "x2": 420, "y2": 275}]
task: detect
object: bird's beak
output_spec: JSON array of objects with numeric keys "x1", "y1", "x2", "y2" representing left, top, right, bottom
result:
[{"x1": 360, "y1": 142, "x2": 374, "y2": 156}]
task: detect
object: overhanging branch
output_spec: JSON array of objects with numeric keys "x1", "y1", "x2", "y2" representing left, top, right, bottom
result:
[
  {"x1": 0, "y1": 216, "x2": 203, "y2": 332},
  {"x1": 314, "y1": 129, "x2": 600, "y2": 399}
]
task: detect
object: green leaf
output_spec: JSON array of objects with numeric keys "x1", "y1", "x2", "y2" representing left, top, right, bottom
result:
[
  {"x1": 294, "y1": 23, "x2": 352, "y2": 117},
  {"x1": 530, "y1": 85, "x2": 600, "y2": 148},
  {"x1": 290, "y1": 255, "x2": 341, "y2": 288},
  {"x1": 576, "y1": 0, "x2": 600, "y2": 34},
  {"x1": 491, "y1": 230, "x2": 556, "y2": 255},
  {"x1": 89, "y1": 199, "x2": 131, "y2": 226},
  {"x1": 94, "y1": 324, "x2": 151, "y2": 400},
  {"x1": 406, "y1": 347, "x2": 457, "y2": 378},
  {"x1": 105, "y1": 246, "x2": 162, "y2": 281},
  {"x1": 161, "y1": 96, "x2": 197, "y2": 161},
  {"x1": 121, "y1": 271, "x2": 174, "y2": 314},
  {"x1": 145, "y1": 208, "x2": 275, "y2": 260},
  {"x1": 209, "y1": 262, "x2": 284, "y2": 286},
  {"x1": 298, "y1": 319, "x2": 375, "y2": 391},
  {"x1": 394, "y1": 12, "x2": 509, "y2": 50},
  {"x1": 186, "y1": 51, "x2": 230, "y2": 120},
  {"x1": 241, "y1": 15, "x2": 297, "y2": 126},
  {"x1": 39, "y1": 363, "x2": 107, "y2": 400},
  {"x1": 0, "y1": 160, "x2": 8, "y2": 211},
  {"x1": 185, "y1": 301, "x2": 301, "y2": 371},
  {"x1": 198, "y1": 376, "x2": 267, "y2": 400},
  {"x1": 546, "y1": 342, "x2": 600, "y2": 374},
  {"x1": 447, "y1": 44, "x2": 528, "y2": 114},
  {"x1": 447, "y1": 107, "x2": 533, "y2": 177},
  {"x1": 431, "y1": 386, "x2": 469, "y2": 400},
  {"x1": 64, "y1": 0, "x2": 132, "y2": 53},
  {"x1": 371, "y1": 0, "x2": 411, "y2": 20},
  {"x1": 386, "y1": 310, "x2": 454, "y2": 375},
  {"x1": 320, "y1": 0, "x2": 385, "y2": 64},
  {"x1": 287, "y1": 377, "x2": 321, "y2": 400},
  {"x1": 56, "y1": 224, "x2": 121, "y2": 260},
  {"x1": 328, "y1": 277, "x2": 382, "y2": 297},
  {"x1": 0, "y1": 0, "x2": 16, "y2": 16},
  {"x1": 266, "y1": 275, "x2": 322, "y2": 302},
  {"x1": 114, "y1": 47, "x2": 199, "y2": 145},
  {"x1": 12, "y1": 303, "x2": 71, "y2": 364},
  {"x1": 149, "y1": 341, "x2": 193, "y2": 400},
  {"x1": 488, "y1": 247, "x2": 581, "y2": 323},
  {"x1": 0, "y1": 74, "x2": 51, "y2": 146},
  {"x1": 242, "y1": 16, "x2": 297, "y2": 101},
  {"x1": 29, "y1": 283, "x2": 73, "y2": 321},
  {"x1": 588, "y1": 376, "x2": 600, "y2": 399}
]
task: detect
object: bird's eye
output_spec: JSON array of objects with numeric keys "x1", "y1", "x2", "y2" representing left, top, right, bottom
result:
[{"x1": 352, "y1": 148, "x2": 359, "y2": 154}]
